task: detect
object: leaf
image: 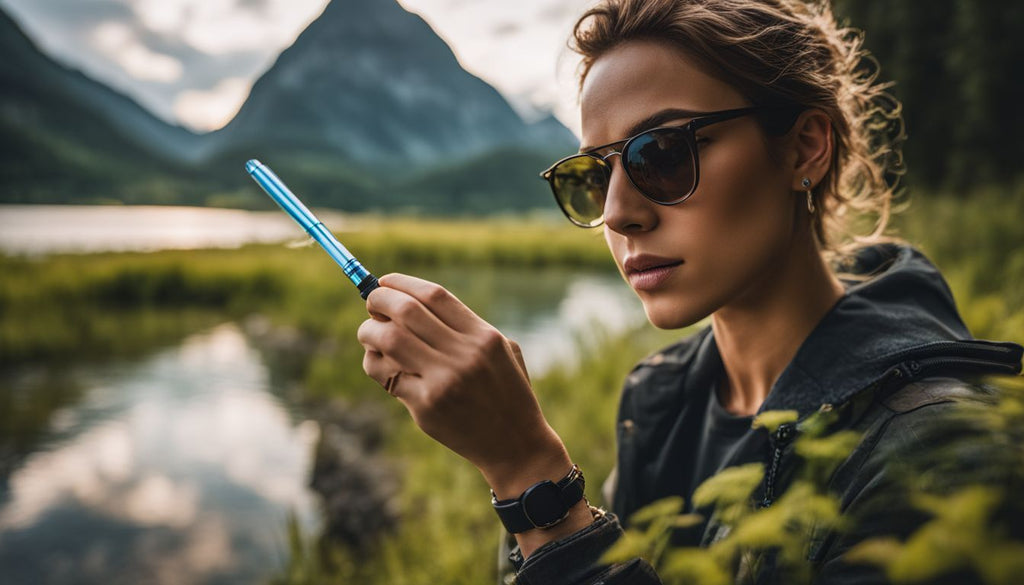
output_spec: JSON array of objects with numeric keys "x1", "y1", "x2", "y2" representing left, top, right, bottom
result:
[
  {"x1": 674, "y1": 513, "x2": 706, "y2": 529},
  {"x1": 888, "y1": 522, "x2": 971, "y2": 583},
  {"x1": 752, "y1": 410, "x2": 799, "y2": 433},
  {"x1": 729, "y1": 507, "x2": 789, "y2": 548},
  {"x1": 845, "y1": 537, "x2": 903, "y2": 567},
  {"x1": 600, "y1": 530, "x2": 653, "y2": 565},
  {"x1": 911, "y1": 485, "x2": 1002, "y2": 526},
  {"x1": 629, "y1": 496, "x2": 686, "y2": 526},
  {"x1": 796, "y1": 408, "x2": 839, "y2": 438},
  {"x1": 794, "y1": 431, "x2": 862, "y2": 463},
  {"x1": 775, "y1": 482, "x2": 843, "y2": 530},
  {"x1": 692, "y1": 463, "x2": 765, "y2": 509},
  {"x1": 661, "y1": 548, "x2": 732, "y2": 585},
  {"x1": 974, "y1": 542, "x2": 1024, "y2": 585}
]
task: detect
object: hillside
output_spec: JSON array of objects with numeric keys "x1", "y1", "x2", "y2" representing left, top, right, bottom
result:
[{"x1": 0, "y1": 0, "x2": 576, "y2": 213}]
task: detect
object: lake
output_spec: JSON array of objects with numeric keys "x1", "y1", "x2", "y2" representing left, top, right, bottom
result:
[
  {"x1": 0, "y1": 204, "x2": 349, "y2": 255},
  {"x1": 0, "y1": 205, "x2": 646, "y2": 584}
]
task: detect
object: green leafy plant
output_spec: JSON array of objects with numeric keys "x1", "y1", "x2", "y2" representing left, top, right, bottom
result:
[
  {"x1": 847, "y1": 376, "x2": 1024, "y2": 585},
  {"x1": 604, "y1": 408, "x2": 859, "y2": 585},
  {"x1": 604, "y1": 376, "x2": 1024, "y2": 585}
]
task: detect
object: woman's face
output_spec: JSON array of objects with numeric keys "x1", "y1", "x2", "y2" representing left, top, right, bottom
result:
[{"x1": 579, "y1": 40, "x2": 801, "y2": 329}]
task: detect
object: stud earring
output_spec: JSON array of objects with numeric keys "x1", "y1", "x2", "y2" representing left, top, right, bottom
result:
[{"x1": 801, "y1": 177, "x2": 816, "y2": 214}]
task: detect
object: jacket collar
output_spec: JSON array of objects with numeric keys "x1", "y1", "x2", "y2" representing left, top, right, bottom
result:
[{"x1": 637, "y1": 245, "x2": 1023, "y2": 418}]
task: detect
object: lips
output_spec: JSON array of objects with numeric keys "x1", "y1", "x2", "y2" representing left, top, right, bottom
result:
[
  {"x1": 623, "y1": 255, "x2": 683, "y2": 291},
  {"x1": 624, "y1": 255, "x2": 683, "y2": 274}
]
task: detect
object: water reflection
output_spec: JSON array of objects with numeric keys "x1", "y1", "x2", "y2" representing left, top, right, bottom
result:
[
  {"x1": 0, "y1": 205, "x2": 350, "y2": 255},
  {"x1": 416, "y1": 266, "x2": 644, "y2": 374},
  {"x1": 500, "y1": 274, "x2": 644, "y2": 373},
  {"x1": 0, "y1": 269, "x2": 646, "y2": 584},
  {"x1": 0, "y1": 325, "x2": 320, "y2": 585}
]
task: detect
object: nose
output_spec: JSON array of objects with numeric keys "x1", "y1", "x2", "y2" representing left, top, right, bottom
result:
[{"x1": 602, "y1": 154, "x2": 658, "y2": 235}]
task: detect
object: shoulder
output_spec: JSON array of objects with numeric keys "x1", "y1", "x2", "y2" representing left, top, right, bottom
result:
[
  {"x1": 871, "y1": 376, "x2": 997, "y2": 452},
  {"x1": 630, "y1": 326, "x2": 710, "y2": 372},
  {"x1": 834, "y1": 376, "x2": 1007, "y2": 503},
  {"x1": 879, "y1": 376, "x2": 990, "y2": 414},
  {"x1": 623, "y1": 326, "x2": 710, "y2": 392},
  {"x1": 845, "y1": 375, "x2": 996, "y2": 457},
  {"x1": 812, "y1": 376, "x2": 1023, "y2": 574},
  {"x1": 617, "y1": 326, "x2": 711, "y2": 420}
]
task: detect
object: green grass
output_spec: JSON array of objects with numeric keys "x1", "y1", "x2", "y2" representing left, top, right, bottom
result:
[
  {"x1": 0, "y1": 194, "x2": 1021, "y2": 584},
  {"x1": 894, "y1": 183, "x2": 1024, "y2": 343},
  {"x1": 0, "y1": 217, "x2": 612, "y2": 367}
]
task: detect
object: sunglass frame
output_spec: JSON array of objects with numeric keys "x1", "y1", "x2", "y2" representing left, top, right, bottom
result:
[{"x1": 541, "y1": 105, "x2": 801, "y2": 228}]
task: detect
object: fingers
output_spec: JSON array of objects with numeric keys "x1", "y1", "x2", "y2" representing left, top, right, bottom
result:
[
  {"x1": 361, "y1": 346, "x2": 400, "y2": 383},
  {"x1": 357, "y1": 315, "x2": 439, "y2": 375},
  {"x1": 363, "y1": 348, "x2": 421, "y2": 400},
  {"x1": 376, "y1": 273, "x2": 481, "y2": 334},
  {"x1": 365, "y1": 285, "x2": 461, "y2": 349},
  {"x1": 361, "y1": 335, "x2": 425, "y2": 401}
]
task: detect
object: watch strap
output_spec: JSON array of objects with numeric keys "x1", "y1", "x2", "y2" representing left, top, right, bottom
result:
[{"x1": 492, "y1": 464, "x2": 586, "y2": 533}]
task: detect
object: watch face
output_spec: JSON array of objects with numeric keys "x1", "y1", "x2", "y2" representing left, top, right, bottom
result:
[{"x1": 522, "y1": 481, "x2": 568, "y2": 528}]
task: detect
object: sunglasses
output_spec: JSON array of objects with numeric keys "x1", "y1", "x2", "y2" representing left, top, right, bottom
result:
[{"x1": 540, "y1": 105, "x2": 802, "y2": 227}]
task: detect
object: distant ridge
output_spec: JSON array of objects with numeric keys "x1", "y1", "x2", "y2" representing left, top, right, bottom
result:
[
  {"x1": 0, "y1": 0, "x2": 577, "y2": 212},
  {"x1": 0, "y1": 9, "x2": 204, "y2": 204},
  {"x1": 208, "y1": 0, "x2": 575, "y2": 171}
]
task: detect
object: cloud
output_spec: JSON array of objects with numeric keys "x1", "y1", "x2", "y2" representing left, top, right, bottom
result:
[
  {"x1": 491, "y1": 21, "x2": 521, "y2": 37},
  {"x1": 133, "y1": 0, "x2": 187, "y2": 34},
  {"x1": 396, "y1": 0, "x2": 591, "y2": 132},
  {"x1": 91, "y1": 20, "x2": 184, "y2": 82},
  {"x1": 1, "y1": 0, "x2": 586, "y2": 131},
  {"x1": 173, "y1": 77, "x2": 252, "y2": 131},
  {"x1": 131, "y1": 0, "x2": 329, "y2": 55},
  {"x1": 540, "y1": 0, "x2": 599, "y2": 21}
]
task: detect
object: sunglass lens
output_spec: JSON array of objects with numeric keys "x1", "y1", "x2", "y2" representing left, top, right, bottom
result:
[
  {"x1": 624, "y1": 128, "x2": 696, "y2": 203},
  {"x1": 549, "y1": 156, "x2": 608, "y2": 227}
]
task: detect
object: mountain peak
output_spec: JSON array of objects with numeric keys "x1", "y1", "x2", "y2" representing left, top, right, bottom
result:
[
  {"x1": 0, "y1": 0, "x2": 575, "y2": 211},
  {"x1": 213, "y1": 0, "x2": 574, "y2": 170}
]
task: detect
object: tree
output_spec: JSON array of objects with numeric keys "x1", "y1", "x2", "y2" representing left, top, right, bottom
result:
[{"x1": 832, "y1": 0, "x2": 1024, "y2": 190}]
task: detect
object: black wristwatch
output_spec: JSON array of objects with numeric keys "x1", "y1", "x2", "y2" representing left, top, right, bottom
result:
[{"x1": 491, "y1": 464, "x2": 586, "y2": 533}]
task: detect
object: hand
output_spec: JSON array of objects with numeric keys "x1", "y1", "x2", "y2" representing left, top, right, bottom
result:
[{"x1": 357, "y1": 273, "x2": 572, "y2": 497}]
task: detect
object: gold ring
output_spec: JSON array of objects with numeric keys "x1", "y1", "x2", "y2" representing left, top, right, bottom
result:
[{"x1": 383, "y1": 372, "x2": 402, "y2": 395}]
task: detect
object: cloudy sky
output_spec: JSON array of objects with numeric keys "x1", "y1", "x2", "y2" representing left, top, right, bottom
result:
[{"x1": 0, "y1": 0, "x2": 596, "y2": 135}]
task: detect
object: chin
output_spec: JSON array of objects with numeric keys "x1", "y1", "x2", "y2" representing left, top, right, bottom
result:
[{"x1": 641, "y1": 296, "x2": 712, "y2": 330}]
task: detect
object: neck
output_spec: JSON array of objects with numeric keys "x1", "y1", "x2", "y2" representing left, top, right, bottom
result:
[{"x1": 711, "y1": 240, "x2": 845, "y2": 417}]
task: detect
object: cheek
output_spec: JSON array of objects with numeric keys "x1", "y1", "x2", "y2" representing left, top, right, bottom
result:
[
  {"x1": 603, "y1": 228, "x2": 627, "y2": 273},
  {"x1": 699, "y1": 143, "x2": 793, "y2": 257}
]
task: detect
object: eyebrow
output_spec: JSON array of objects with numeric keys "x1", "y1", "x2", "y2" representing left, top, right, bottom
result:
[{"x1": 579, "y1": 108, "x2": 709, "y2": 153}]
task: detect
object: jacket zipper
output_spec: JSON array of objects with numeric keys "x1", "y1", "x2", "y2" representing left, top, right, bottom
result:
[
  {"x1": 882, "y1": 354, "x2": 1021, "y2": 391},
  {"x1": 881, "y1": 340, "x2": 1020, "y2": 367},
  {"x1": 760, "y1": 422, "x2": 797, "y2": 508},
  {"x1": 908, "y1": 355, "x2": 1020, "y2": 376}
]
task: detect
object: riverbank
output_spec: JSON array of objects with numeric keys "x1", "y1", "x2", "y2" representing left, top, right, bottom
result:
[{"x1": 1, "y1": 193, "x2": 1021, "y2": 584}]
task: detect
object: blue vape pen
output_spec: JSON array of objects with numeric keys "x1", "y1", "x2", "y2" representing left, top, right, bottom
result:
[{"x1": 245, "y1": 159, "x2": 379, "y2": 299}]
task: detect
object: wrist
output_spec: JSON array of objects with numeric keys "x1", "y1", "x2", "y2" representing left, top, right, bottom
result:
[
  {"x1": 477, "y1": 432, "x2": 569, "y2": 502},
  {"x1": 482, "y1": 447, "x2": 573, "y2": 501}
]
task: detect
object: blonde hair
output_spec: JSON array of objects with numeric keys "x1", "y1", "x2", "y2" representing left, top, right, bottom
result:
[{"x1": 571, "y1": 0, "x2": 905, "y2": 263}]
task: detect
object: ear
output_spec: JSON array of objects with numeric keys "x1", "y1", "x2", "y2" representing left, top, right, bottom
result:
[{"x1": 788, "y1": 109, "x2": 833, "y2": 190}]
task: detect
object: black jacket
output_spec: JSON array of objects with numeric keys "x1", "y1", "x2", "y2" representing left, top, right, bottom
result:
[{"x1": 508, "y1": 245, "x2": 1022, "y2": 585}]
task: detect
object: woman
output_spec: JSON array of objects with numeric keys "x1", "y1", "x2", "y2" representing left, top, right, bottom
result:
[{"x1": 357, "y1": 0, "x2": 1023, "y2": 583}]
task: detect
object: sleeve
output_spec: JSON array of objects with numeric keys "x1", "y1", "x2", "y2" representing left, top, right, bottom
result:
[
  {"x1": 499, "y1": 510, "x2": 663, "y2": 585},
  {"x1": 809, "y1": 400, "x2": 1001, "y2": 585}
]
